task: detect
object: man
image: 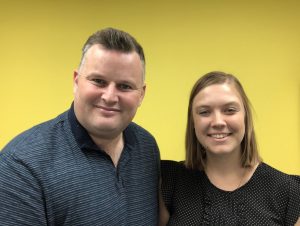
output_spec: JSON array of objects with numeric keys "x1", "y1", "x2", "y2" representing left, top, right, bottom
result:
[{"x1": 0, "y1": 28, "x2": 160, "y2": 225}]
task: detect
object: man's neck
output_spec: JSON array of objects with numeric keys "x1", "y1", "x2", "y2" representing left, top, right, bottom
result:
[{"x1": 90, "y1": 133, "x2": 124, "y2": 167}]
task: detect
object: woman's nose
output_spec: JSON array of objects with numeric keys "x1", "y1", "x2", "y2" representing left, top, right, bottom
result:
[{"x1": 211, "y1": 112, "x2": 226, "y2": 128}]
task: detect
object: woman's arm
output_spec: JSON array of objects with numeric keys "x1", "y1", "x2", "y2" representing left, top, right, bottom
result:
[
  {"x1": 295, "y1": 217, "x2": 300, "y2": 226},
  {"x1": 158, "y1": 179, "x2": 170, "y2": 226}
]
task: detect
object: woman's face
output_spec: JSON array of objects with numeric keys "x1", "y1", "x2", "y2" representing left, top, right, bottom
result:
[{"x1": 192, "y1": 83, "x2": 245, "y2": 157}]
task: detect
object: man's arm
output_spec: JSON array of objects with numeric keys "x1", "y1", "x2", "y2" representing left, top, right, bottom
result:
[{"x1": 0, "y1": 154, "x2": 47, "y2": 225}]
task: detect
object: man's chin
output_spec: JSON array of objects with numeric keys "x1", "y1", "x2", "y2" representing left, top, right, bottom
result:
[{"x1": 91, "y1": 123, "x2": 122, "y2": 135}]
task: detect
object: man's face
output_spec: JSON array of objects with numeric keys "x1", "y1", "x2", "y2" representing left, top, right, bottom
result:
[{"x1": 73, "y1": 44, "x2": 145, "y2": 139}]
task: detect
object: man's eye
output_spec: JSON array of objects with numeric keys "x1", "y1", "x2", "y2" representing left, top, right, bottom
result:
[
  {"x1": 92, "y1": 79, "x2": 106, "y2": 87},
  {"x1": 118, "y1": 84, "x2": 133, "y2": 91}
]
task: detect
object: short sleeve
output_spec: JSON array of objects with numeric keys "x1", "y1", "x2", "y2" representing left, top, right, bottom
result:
[
  {"x1": 285, "y1": 175, "x2": 300, "y2": 224},
  {"x1": 160, "y1": 160, "x2": 182, "y2": 213},
  {"x1": 0, "y1": 153, "x2": 47, "y2": 225}
]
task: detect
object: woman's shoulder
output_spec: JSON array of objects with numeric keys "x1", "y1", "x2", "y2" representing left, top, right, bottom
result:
[
  {"x1": 291, "y1": 174, "x2": 300, "y2": 183},
  {"x1": 255, "y1": 162, "x2": 300, "y2": 195},
  {"x1": 161, "y1": 160, "x2": 185, "y2": 181},
  {"x1": 161, "y1": 160, "x2": 184, "y2": 170},
  {"x1": 257, "y1": 163, "x2": 300, "y2": 223},
  {"x1": 160, "y1": 160, "x2": 206, "y2": 212},
  {"x1": 161, "y1": 160, "x2": 200, "y2": 176},
  {"x1": 257, "y1": 163, "x2": 299, "y2": 183},
  {"x1": 161, "y1": 160, "x2": 205, "y2": 186}
]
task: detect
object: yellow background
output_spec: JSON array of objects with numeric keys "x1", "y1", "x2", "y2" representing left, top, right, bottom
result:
[{"x1": 0, "y1": 0, "x2": 299, "y2": 174}]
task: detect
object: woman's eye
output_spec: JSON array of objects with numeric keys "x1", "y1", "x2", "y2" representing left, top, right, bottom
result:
[
  {"x1": 224, "y1": 108, "x2": 237, "y2": 114},
  {"x1": 198, "y1": 110, "x2": 210, "y2": 116}
]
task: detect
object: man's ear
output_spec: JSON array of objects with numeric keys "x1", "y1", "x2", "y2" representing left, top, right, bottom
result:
[
  {"x1": 138, "y1": 84, "x2": 146, "y2": 106},
  {"x1": 73, "y1": 70, "x2": 79, "y2": 94}
]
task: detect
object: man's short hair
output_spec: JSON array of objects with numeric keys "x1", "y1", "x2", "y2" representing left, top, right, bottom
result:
[{"x1": 79, "y1": 27, "x2": 145, "y2": 78}]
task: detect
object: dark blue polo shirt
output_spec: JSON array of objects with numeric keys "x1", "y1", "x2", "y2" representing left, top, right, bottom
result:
[{"x1": 0, "y1": 105, "x2": 160, "y2": 225}]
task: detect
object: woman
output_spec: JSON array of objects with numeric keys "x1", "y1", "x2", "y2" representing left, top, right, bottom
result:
[{"x1": 159, "y1": 71, "x2": 300, "y2": 225}]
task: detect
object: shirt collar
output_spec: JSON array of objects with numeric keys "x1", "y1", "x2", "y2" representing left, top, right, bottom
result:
[
  {"x1": 68, "y1": 103, "x2": 99, "y2": 151},
  {"x1": 68, "y1": 103, "x2": 136, "y2": 152}
]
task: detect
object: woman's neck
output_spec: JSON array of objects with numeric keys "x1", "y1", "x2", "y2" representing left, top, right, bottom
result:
[{"x1": 205, "y1": 153, "x2": 258, "y2": 191}]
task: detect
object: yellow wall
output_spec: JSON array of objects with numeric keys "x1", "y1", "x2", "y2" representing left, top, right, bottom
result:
[{"x1": 0, "y1": 0, "x2": 299, "y2": 174}]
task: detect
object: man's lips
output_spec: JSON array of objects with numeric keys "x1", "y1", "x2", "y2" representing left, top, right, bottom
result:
[{"x1": 97, "y1": 105, "x2": 121, "y2": 112}]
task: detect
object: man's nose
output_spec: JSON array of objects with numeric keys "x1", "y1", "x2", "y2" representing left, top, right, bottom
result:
[{"x1": 101, "y1": 84, "x2": 118, "y2": 103}]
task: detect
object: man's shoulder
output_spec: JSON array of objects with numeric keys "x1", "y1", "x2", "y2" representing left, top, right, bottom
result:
[
  {"x1": 1, "y1": 111, "x2": 70, "y2": 160},
  {"x1": 125, "y1": 122, "x2": 159, "y2": 155},
  {"x1": 126, "y1": 122, "x2": 155, "y2": 140}
]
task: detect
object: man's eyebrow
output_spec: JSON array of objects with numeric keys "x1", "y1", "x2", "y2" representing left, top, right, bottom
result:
[{"x1": 85, "y1": 73, "x2": 104, "y2": 78}]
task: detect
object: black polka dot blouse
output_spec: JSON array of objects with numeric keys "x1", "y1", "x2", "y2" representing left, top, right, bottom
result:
[{"x1": 161, "y1": 160, "x2": 300, "y2": 225}]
